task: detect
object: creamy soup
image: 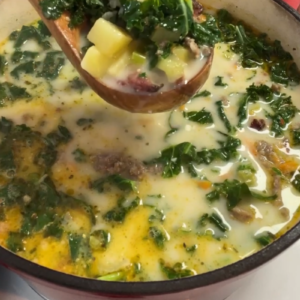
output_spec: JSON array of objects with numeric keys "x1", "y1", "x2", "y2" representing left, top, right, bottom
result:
[{"x1": 0, "y1": 5, "x2": 300, "y2": 282}]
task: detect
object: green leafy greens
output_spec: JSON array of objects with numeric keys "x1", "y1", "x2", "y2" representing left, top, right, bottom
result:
[{"x1": 206, "y1": 179, "x2": 277, "y2": 210}]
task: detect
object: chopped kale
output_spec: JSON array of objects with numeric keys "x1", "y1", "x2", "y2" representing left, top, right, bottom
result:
[
  {"x1": 148, "y1": 208, "x2": 166, "y2": 223},
  {"x1": 292, "y1": 174, "x2": 300, "y2": 192},
  {"x1": 68, "y1": 233, "x2": 90, "y2": 261},
  {"x1": 237, "y1": 84, "x2": 298, "y2": 135},
  {"x1": 165, "y1": 110, "x2": 178, "y2": 140},
  {"x1": 229, "y1": 24, "x2": 300, "y2": 85},
  {"x1": 150, "y1": 134, "x2": 241, "y2": 178},
  {"x1": 216, "y1": 100, "x2": 235, "y2": 133},
  {"x1": 6, "y1": 232, "x2": 23, "y2": 253},
  {"x1": 72, "y1": 148, "x2": 87, "y2": 163},
  {"x1": 104, "y1": 197, "x2": 139, "y2": 223},
  {"x1": 266, "y1": 94, "x2": 298, "y2": 137},
  {"x1": 11, "y1": 51, "x2": 39, "y2": 64},
  {"x1": 0, "y1": 82, "x2": 31, "y2": 106},
  {"x1": 160, "y1": 260, "x2": 193, "y2": 279},
  {"x1": 192, "y1": 90, "x2": 211, "y2": 98},
  {"x1": 190, "y1": 14, "x2": 222, "y2": 46},
  {"x1": 149, "y1": 226, "x2": 166, "y2": 249},
  {"x1": 69, "y1": 77, "x2": 87, "y2": 93},
  {"x1": 206, "y1": 179, "x2": 276, "y2": 210},
  {"x1": 76, "y1": 118, "x2": 94, "y2": 127},
  {"x1": 183, "y1": 108, "x2": 213, "y2": 125},
  {"x1": 185, "y1": 244, "x2": 198, "y2": 253},
  {"x1": 214, "y1": 76, "x2": 228, "y2": 87},
  {"x1": 9, "y1": 31, "x2": 19, "y2": 41},
  {"x1": 11, "y1": 60, "x2": 40, "y2": 79},
  {"x1": 14, "y1": 25, "x2": 51, "y2": 49},
  {"x1": 149, "y1": 142, "x2": 198, "y2": 178},
  {"x1": 255, "y1": 231, "x2": 275, "y2": 247},
  {"x1": 290, "y1": 129, "x2": 300, "y2": 146},
  {"x1": 91, "y1": 174, "x2": 136, "y2": 193},
  {"x1": 37, "y1": 51, "x2": 65, "y2": 80},
  {"x1": 44, "y1": 125, "x2": 72, "y2": 147},
  {"x1": 43, "y1": 222, "x2": 63, "y2": 239},
  {"x1": 198, "y1": 212, "x2": 228, "y2": 233},
  {"x1": 216, "y1": 9, "x2": 236, "y2": 42},
  {"x1": 0, "y1": 55, "x2": 8, "y2": 75},
  {"x1": 89, "y1": 230, "x2": 110, "y2": 250},
  {"x1": 208, "y1": 213, "x2": 229, "y2": 232}
]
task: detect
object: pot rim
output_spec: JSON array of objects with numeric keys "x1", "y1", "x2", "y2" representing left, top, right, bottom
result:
[{"x1": 0, "y1": 0, "x2": 300, "y2": 296}]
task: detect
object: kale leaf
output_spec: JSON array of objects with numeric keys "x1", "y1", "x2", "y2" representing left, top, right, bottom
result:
[
  {"x1": 292, "y1": 174, "x2": 300, "y2": 192},
  {"x1": 91, "y1": 174, "x2": 137, "y2": 193},
  {"x1": 150, "y1": 133, "x2": 241, "y2": 178},
  {"x1": 104, "y1": 197, "x2": 139, "y2": 223},
  {"x1": 206, "y1": 179, "x2": 276, "y2": 210},
  {"x1": 0, "y1": 55, "x2": 8, "y2": 75},
  {"x1": 183, "y1": 108, "x2": 213, "y2": 125},
  {"x1": 216, "y1": 100, "x2": 235, "y2": 133},
  {"x1": 255, "y1": 231, "x2": 275, "y2": 247},
  {"x1": 0, "y1": 82, "x2": 31, "y2": 106},
  {"x1": 290, "y1": 129, "x2": 300, "y2": 146},
  {"x1": 160, "y1": 260, "x2": 194, "y2": 279}
]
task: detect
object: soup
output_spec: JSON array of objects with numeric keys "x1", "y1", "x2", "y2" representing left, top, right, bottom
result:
[{"x1": 0, "y1": 2, "x2": 300, "y2": 282}]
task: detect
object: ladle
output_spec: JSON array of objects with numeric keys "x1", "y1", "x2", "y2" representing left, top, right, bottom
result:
[{"x1": 29, "y1": 0, "x2": 214, "y2": 113}]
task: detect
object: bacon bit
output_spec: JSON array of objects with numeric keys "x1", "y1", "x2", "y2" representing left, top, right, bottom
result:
[
  {"x1": 192, "y1": 0, "x2": 204, "y2": 18},
  {"x1": 127, "y1": 73, "x2": 163, "y2": 93},
  {"x1": 280, "y1": 118, "x2": 285, "y2": 126},
  {"x1": 197, "y1": 181, "x2": 212, "y2": 190},
  {"x1": 250, "y1": 119, "x2": 266, "y2": 131}
]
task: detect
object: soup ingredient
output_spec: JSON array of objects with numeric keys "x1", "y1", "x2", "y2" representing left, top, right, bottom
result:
[
  {"x1": 87, "y1": 18, "x2": 132, "y2": 58},
  {"x1": 81, "y1": 46, "x2": 113, "y2": 78}
]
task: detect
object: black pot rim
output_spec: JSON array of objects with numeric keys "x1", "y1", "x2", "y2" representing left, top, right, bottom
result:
[{"x1": 1, "y1": 0, "x2": 300, "y2": 296}]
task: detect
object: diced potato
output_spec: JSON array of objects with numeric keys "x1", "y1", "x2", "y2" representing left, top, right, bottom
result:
[
  {"x1": 157, "y1": 54, "x2": 186, "y2": 81},
  {"x1": 172, "y1": 46, "x2": 192, "y2": 63},
  {"x1": 81, "y1": 46, "x2": 113, "y2": 78},
  {"x1": 87, "y1": 18, "x2": 132, "y2": 57},
  {"x1": 131, "y1": 52, "x2": 146, "y2": 65},
  {"x1": 107, "y1": 49, "x2": 132, "y2": 76}
]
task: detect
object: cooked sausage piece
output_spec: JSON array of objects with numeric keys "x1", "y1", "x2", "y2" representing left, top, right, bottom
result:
[
  {"x1": 126, "y1": 73, "x2": 163, "y2": 93},
  {"x1": 192, "y1": 0, "x2": 204, "y2": 17},
  {"x1": 250, "y1": 119, "x2": 266, "y2": 131},
  {"x1": 91, "y1": 152, "x2": 146, "y2": 180},
  {"x1": 230, "y1": 207, "x2": 254, "y2": 223}
]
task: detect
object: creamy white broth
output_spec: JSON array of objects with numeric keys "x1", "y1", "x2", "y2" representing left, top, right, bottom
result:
[{"x1": 0, "y1": 18, "x2": 300, "y2": 281}]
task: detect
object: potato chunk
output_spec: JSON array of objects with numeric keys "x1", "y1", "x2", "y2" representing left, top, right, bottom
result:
[
  {"x1": 81, "y1": 46, "x2": 112, "y2": 78},
  {"x1": 157, "y1": 54, "x2": 186, "y2": 81},
  {"x1": 87, "y1": 18, "x2": 132, "y2": 57},
  {"x1": 107, "y1": 49, "x2": 132, "y2": 76},
  {"x1": 172, "y1": 46, "x2": 193, "y2": 63}
]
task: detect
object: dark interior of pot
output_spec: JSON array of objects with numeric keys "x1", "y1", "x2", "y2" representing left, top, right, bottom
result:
[{"x1": 0, "y1": 0, "x2": 300, "y2": 297}]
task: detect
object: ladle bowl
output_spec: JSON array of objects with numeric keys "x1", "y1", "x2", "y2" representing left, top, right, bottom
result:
[{"x1": 28, "y1": 0, "x2": 214, "y2": 113}]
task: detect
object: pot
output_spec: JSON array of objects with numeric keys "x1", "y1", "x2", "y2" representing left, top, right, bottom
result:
[{"x1": 0, "y1": 0, "x2": 299, "y2": 299}]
